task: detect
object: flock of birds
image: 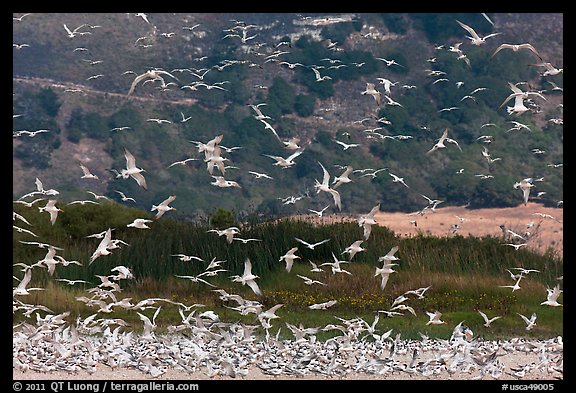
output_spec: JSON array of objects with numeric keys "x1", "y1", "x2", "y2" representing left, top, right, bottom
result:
[{"x1": 13, "y1": 13, "x2": 562, "y2": 380}]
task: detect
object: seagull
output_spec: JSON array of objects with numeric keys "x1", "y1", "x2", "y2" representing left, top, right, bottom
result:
[
  {"x1": 361, "y1": 82, "x2": 382, "y2": 106},
  {"x1": 210, "y1": 176, "x2": 241, "y2": 189},
  {"x1": 378, "y1": 245, "x2": 400, "y2": 262},
  {"x1": 231, "y1": 257, "x2": 262, "y2": 296},
  {"x1": 79, "y1": 163, "x2": 99, "y2": 180},
  {"x1": 332, "y1": 165, "x2": 354, "y2": 189},
  {"x1": 13, "y1": 267, "x2": 44, "y2": 297},
  {"x1": 38, "y1": 200, "x2": 63, "y2": 225},
  {"x1": 121, "y1": 148, "x2": 147, "y2": 190},
  {"x1": 311, "y1": 67, "x2": 332, "y2": 82},
  {"x1": 126, "y1": 69, "x2": 179, "y2": 97},
  {"x1": 540, "y1": 285, "x2": 563, "y2": 307},
  {"x1": 478, "y1": 310, "x2": 502, "y2": 327},
  {"x1": 499, "y1": 273, "x2": 523, "y2": 292},
  {"x1": 172, "y1": 254, "x2": 204, "y2": 263},
  {"x1": 374, "y1": 261, "x2": 397, "y2": 290},
  {"x1": 127, "y1": 218, "x2": 153, "y2": 229},
  {"x1": 308, "y1": 300, "x2": 337, "y2": 310},
  {"x1": 295, "y1": 237, "x2": 331, "y2": 250},
  {"x1": 518, "y1": 312, "x2": 537, "y2": 331},
  {"x1": 455, "y1": 19, "x2": 501, "y2": 45},
  {"x1": 279, "y1": 247, "x2": 301, "y2": 272},
  {"x1": 297, "y1": 274, "x2": 327, "y2": 286},
  {"x1": 426, "y1": 311, "x2": 447, "y2": 325},
  {"x1": 342, "y1": 240, "x2": 365, "y2": 260},
  {"x1": 426, "y1": 128, "x2": 462, "y2": 154},
  {"x1": 167, "y1": 158, "x2": 197, "y2": 168},
  {"x1": 89, "y1": 228, "x2": 113, "y2": 265},
  {"x1": 151, "y1": 195, "x2": 177, "y2": 219},
  {"x1": 248, "y1": 171, "x2": 273, "y2": 180},
  {"x1": 376, "y1": 77, "x2": 398, "y2": 95},
  {"x1": 263, "y1": 149, "x2": 304, "y2": 169},
  {"x1": 492, "y1": 43, "x2": 543, "y2": 60},
  {"x1": 13, "y1": 225, "x2": 38, "y2": 237},
  {"x1": 137, "y1": 307, "x2": 162, "y2": 341},
  {"x1": 307, "y1": 205, "x2": 330, "y2": 217},
  {"x1": 334, "y1": 139, "x2": 360, "y2": 151},
  {"x1": 513, "y1": 178, "x2": 535, "y2": 206},
  {"x1": 314, "y1": 162, "x2": 342, "y2": 211},
  {"x1": 55, "y1": 278, "x2": 92, "y2": 286},
  {"x1": 208, "y1": 226, "x2": 240, "y2": 244},
  {"x1": 357, "y1": 203, "x2": 380, "y2": 240},
  {"x1": 498, "y1": 82, "x2": 547, "y2": 112},
  {"x1": 389, "y1": 172, "x2": 409, "y2": 188},
  {"x1": 174, "y1": 274, "x2": 216, "y2": 287},
  {"x1": 529, "y1": 61, "x2": 563, "y2": 76},
  {"x1": 308, "y1": 261, "x2": 324, "y2": 273}
]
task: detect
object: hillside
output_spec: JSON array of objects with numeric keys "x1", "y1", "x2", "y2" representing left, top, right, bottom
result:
[{"x1": 13, "y1": 13, "x2": 563, "y2": 220}]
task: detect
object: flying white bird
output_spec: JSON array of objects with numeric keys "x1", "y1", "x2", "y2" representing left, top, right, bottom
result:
[
  {"x1": 127, "y1": 218, "x2": 153, "y2": 229},
  {"x1": 426, "y1": 310, "x2": 447, "y2": 325},
  {"x1": 518, "y1": 312, "x2": 537, "y2": 331},
  {"x1": 231, "y1": 257, "x2": 262, "y2": 296},
  {"x1": 426, "y1": 128, "x2": 462, "y2": 154},
  {"x1": 279, "y1": 247, "x2": 301, "y2": 272},
  {"x1": 357, "y1": 203, "x2": 380, "y2": 240},
  {"x1": 89, "y1": 228, "x2": 113, "y2": 265},
  {"x1": 492, "y1": 43, "x2": 543, "y2": 60},
  {"x1": 374, "y1": 261, "x2": 397, "y2": 290},
  {"x1": 342, "y1": 240, "x2": 365, "y2": 260},
  {"x1": 294, "y1": 237, "x2": 331, "y2": 250},
  {"x1": 361, "y1": 82, "x2": 382, "y2": 106},
  {"x1": 455, "y1": 19, "x2": 501, "y2": 45},
  {"x1": 38, "y1": 200, "x2": 63, "y2": 225},
  {"x1": 314, "y1": 162, "x2": 342, "y2": 211},
  {"x1": 513, "y1": 178, "x2": 535, "y2": 206},
  {"x1": 478, "y1": 310, "x2": 502, "y2": 327},
  {"x1": 151, "y1": 195, "x2": 177, "y2": 219},
  {"x1": 127, "y1": 69, "x2": 179, "y2": 97},
  {"x1": 540, "y1": 285, "x2": 563, "y2": 307},
  {"x1": 121, "y1": 148, "x2": 147, "y2": 190}
]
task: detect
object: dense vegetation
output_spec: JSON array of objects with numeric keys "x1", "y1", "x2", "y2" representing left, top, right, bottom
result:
[
  {"x1": 13, "y1": 13, "x2": 563, "y2": 220},
  {"x1": 13, "y1": 202, "x2": 563, "y2": 339}
]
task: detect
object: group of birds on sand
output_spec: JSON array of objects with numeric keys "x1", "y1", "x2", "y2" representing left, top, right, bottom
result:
[{"x1": 13, "y1": 13, "x2": 562, "y2": 379}]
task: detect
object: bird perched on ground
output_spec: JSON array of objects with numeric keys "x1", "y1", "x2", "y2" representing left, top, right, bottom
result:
[
  {"x1": 127, "y1": 69, "x2": 179, "y2": 97},
  {"x1": 151, "y1": 195, "x2": 176, "y2": 219}
]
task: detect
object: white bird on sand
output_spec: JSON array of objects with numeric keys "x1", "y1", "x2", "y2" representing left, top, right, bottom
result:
[
  {"x1": 279, "y1": 247, "x2": 301, "y2": 272},
  {"x1": 121, "y1": 148, "x2": 147, "y2": 190},
  {"x1": 294, "y1": 237, "x2": 330, "y2": 250},
  {"x1": 513, "y1": 178, "x2": 535, "y2": 206},
  {"x1": 89, "y1": 228, "x2": 113, "y2": 265},
  {"x1": 127, "y1": 218, "x2": 153, "y2": 229},
  {"x1": 38, "y1": 200, "x2": 63, "y2": 225},
  {"x1": 361, "y1": 82, "x2": 382, "y2": 106},
  {"x1": 518, "y1": 312, "x2": 537, "y2": 331},
  {"x1": 357, "y1": 203, "x2": 380, "y2": 240},
  {"x1": 374, "y1": 262, "x2": 398, "y2": 290},
  {"x1": 127, "y1": 69, "x2": 179, "y2": 97},
  {"x1": 151, "y1": 195, "x2": 176, "y2": 219},
  {"x1": 342, "y1": 240, "x2": 365, "y2": 260},
  {"x1": 478, "y1": 310, "x2": 502, "y2": 327},
  {"x1": 231, "y1": 257, "x2": 262, "y2": 296},
  {"x1": 426, "y1": 310, "x2": 447, "y2": 325},
  {"x1": 492, "y1": 43, "x2": 543, "y2": 60},
  {"x1": 540, "y1": 285, "x2": 563, "y2": 307},
  {"x1": 314, "y1": 162, "x2": 342, "y2": 211},
  {"x1": 455, "y1": 19, "x2": 501, "y2": 45}
]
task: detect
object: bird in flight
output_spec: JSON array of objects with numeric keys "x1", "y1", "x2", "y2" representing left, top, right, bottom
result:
[
  {"x1": 478, "y1": 310, "x2": 502, "y2": 327},
  {"x1": 231, "y1": 257, "x2": 262, "y2": 296},
  {"x1": 455, "y1": 19, "x2": 501, "y2": 45},
  {"x1": 314, "y1": 162, "x2": 342, "y2": 211},
  {"x1": 126, "y1": 69, "x2": 179, "y2": 97},
  {"x1": 361, "y1": 82, "x2": 382, "y2": 106},
  {"x1": 426, "y1": 128, "x2": 462, "y2": 154},
  {"x1": 294, "y1": 237, "x2": 331, "y2": 250},
  {"x1": 492, "y1": 43, "x2": 543, "y2": 60},
  {"x1": 151, "y1": 195, "x2": 177, "y2": 219},
  {"x1": 121, "y1": 148, "x2": 147, "y2": 190},
  {"x1": 540, "y1": 285, "x2": 563, "y2": 307},
  {"x1": 279, "y1": 247, "x2": 301, "y2": 272}
]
